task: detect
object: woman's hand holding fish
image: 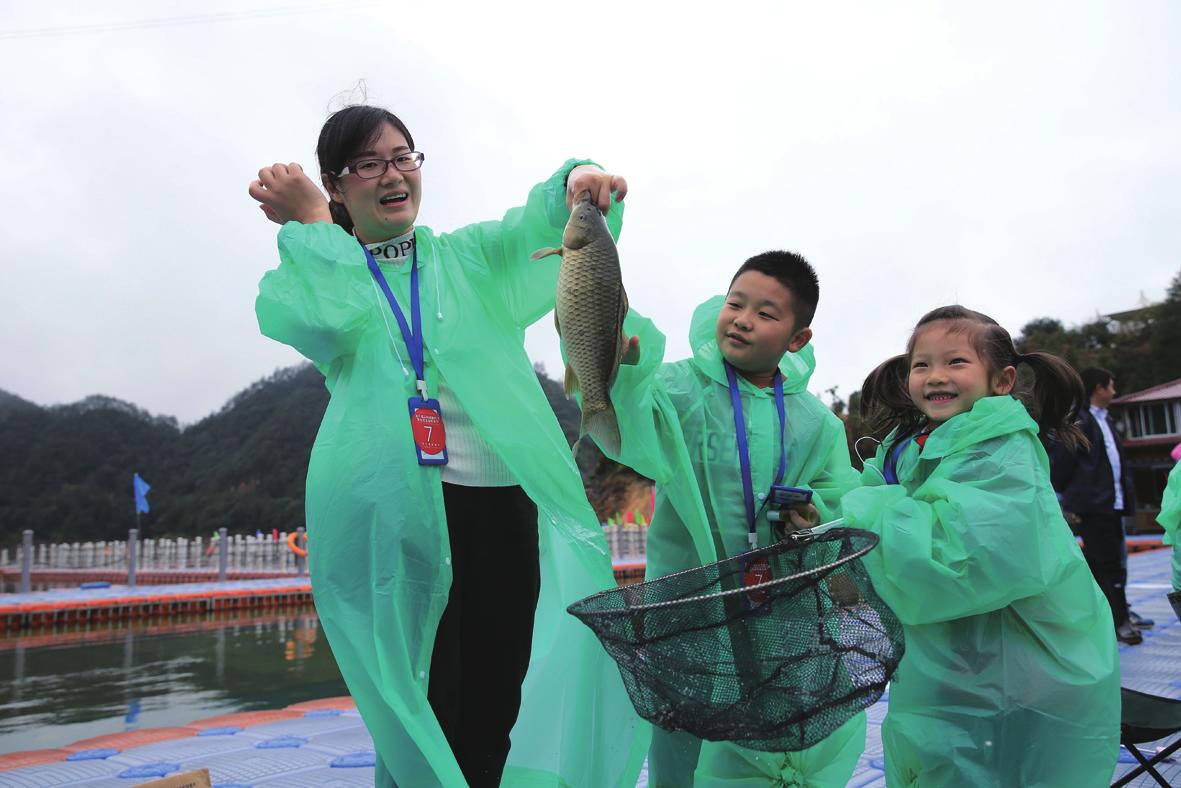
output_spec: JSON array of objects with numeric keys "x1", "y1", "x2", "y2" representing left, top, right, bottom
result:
[
  {"x1": 567, "y1": 165, "x2": 628, "y2": 214},
  {"x1": 249, "y1": 162, "x2": 333, "y2": 226}
]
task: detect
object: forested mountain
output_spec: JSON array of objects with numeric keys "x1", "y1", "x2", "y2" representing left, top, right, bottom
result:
[{"x1": 0, "y1": 364, "x2": 615, "y2": 547}]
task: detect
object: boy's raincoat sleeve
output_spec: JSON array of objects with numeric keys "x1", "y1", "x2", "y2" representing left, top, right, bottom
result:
[
  {"x1": 841, "y1": 434, "x2": 1067, "y2": 626},
  {"x1": 255, "y1": 221, "x2": 372, "y2": 364},
  {"x1": 806, "y1": 414, "x2": 861, "y2": 523},
  {"x1": 445, "y1": 158, "x2": 624, "y2": 328},
  {"x1": 606, "y1": 309, "x2": 681, "y2": 484}
]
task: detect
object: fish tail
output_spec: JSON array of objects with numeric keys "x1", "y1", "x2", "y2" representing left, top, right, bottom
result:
[{"x1": 583, "y1": 402, "x2": 621, "y2": 457}]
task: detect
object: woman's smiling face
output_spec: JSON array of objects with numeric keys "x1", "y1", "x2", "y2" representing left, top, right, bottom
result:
[{"x1": 324, "y1": 122, "x2": 422, "y2": 243}]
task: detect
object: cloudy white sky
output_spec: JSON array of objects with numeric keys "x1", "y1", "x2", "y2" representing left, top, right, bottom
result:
[{"x1": 2, "y1": 1, "x2": 1178, "y2": 424}]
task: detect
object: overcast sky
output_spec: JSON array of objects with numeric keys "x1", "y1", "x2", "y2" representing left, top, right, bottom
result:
[{"x1": 2, "y1": 1, "x2": 1178, "y2": 424}]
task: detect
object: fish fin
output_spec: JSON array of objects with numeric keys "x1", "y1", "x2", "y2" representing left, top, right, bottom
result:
[
  {"x1": 564, "y1": 364, "x2": 581, "y2": 398},
  {"x1": 530, "y1": 246, "x2": 563, "y2": 261},
  {"x1": 585, "y1": 404, "x2": 621, "y2": 457}
]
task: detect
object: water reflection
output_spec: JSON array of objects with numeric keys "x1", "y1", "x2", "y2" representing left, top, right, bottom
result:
[{"x1": 0, "y1": 606, "x2": 346, "y2": 754}]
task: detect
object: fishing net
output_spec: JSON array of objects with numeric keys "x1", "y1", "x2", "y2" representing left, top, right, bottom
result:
[{"x1": 568, "y1": 527, "x2": 904, "y2": 752}]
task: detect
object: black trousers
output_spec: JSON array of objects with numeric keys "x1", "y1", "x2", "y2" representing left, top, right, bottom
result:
[
  {"x1": 428, "y1": 483, "x2": 540, "y2": 787},
  {"x1": 1075, "y1": 511, "x2": 1129, "y2": 626}
]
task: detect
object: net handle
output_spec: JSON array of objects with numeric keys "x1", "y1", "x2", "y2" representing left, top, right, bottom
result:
[{"x1": 787, "y1": 517, "x2": 844, "y2": 542}]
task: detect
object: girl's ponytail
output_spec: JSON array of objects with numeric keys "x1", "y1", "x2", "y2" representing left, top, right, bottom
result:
[
  {"x1": 860, "y1": 354, "x2": 923, "y2": 442},
  {"x1": 1014, "y1": 351, "x2": 1088, "y2": 452}
]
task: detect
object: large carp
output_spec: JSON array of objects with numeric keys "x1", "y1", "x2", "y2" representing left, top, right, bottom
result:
[{"x1": 531, "y1": 192, "x2": 628, "y2": 455}]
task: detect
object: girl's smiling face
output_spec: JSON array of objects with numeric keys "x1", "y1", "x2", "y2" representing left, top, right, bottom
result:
[{"x1": 907, "y1": 321, "x2": 1016, "y2": 426}]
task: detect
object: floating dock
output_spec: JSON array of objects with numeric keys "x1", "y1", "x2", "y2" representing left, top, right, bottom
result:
[
  {"x1": 1, "y1": 549, "x2": 1178, "y2": 786},
  {"x1": 0, "y1": 578, "x2": 314, "y2": 631},
  {"x1": 0, "y1": 560, "x2": 649, "y2": 631}
]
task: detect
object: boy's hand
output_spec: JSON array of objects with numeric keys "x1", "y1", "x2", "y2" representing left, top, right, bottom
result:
[
  {"x1": 567, "y1": 164, "x2": 628, "y2": 214},
  {"x1": 620, "y1": 334, "x2": 640, "y2": 365},
  {"x1": 249, "y1": 162, "x2": 333, "y2": 225},
  {"x1": 782, "y1": 502, "x2": 820, "y2": 532}
]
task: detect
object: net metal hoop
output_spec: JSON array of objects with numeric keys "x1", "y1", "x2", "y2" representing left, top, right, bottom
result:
[{"x1": 572, "y1": 527, "x2": 878, "y2": 616}]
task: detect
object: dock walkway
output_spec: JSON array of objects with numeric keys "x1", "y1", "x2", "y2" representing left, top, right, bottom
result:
[{"x1": 1, "y1": 550, "x2": 1178, "y2": 786}]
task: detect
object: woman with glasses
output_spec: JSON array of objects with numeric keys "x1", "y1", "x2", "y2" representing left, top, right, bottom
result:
[{"x1": 248, "y1": 105, "x2": 641, "y2": 788}]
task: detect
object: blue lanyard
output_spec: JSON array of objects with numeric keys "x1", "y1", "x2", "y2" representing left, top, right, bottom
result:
[
  {"x1": 362, "y1": 239, "x2": 428, "y2": 399},
  {"x1": 725, "y1": 361, "x2": 787, "y2": 546},
  {"x1": 882, "y1": 434, "x2": 915, "y2": 485}
]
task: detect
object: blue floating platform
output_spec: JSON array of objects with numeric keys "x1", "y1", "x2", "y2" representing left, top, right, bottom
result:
[{"x1": 0, "y1": 549, "x2": 1178, "y2": 786}]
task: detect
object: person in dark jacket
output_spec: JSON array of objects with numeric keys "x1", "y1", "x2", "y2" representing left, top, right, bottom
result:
[{"x1": 1050, "y1": 367, "x2": 1148, "y2": 644}]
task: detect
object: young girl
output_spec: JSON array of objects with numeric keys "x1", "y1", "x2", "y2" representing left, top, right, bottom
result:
[
  {"x1": 248, "y1": 105, "x2": 646, "y2": 787},
  {"x1": 840, "y1": 305, "x2": 1120, "y2": 787}
]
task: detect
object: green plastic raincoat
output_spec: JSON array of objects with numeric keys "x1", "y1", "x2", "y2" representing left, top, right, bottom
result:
[
  {"x1": 256, "y1": 160, "x2": 647, "y2": 787},
  {"x1": 1157, "y1": 460, "x2": 1181, "y2": 591},
  {"x1": 602, "y1": 298, "x2": 866, "y2": 787},
  {"x1": 841, "y1": 396, "x2": 1120, "y2": 787}
]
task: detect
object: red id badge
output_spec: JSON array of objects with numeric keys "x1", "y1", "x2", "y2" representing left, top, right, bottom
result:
[
  {"x1": 408, "y1": 396, "x2": 448, "y2": 466},
  {"x1": 743, "y1": 556, "x2": 773, "y2": 609}
]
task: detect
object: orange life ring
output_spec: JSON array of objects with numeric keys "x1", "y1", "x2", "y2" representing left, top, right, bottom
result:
[{"x1": 287, "y1": 531, "x2": 308, "y2": 557}]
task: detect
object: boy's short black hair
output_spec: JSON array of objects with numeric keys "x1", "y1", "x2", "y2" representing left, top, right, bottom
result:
[
  {"x1": 1080, "y1": 367, "x2": 1114, "y2": 397},
  {"x1": 729, "y1": 251, "x2": 819, "y2": 330}
]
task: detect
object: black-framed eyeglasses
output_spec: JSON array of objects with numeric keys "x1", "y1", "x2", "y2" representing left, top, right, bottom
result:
[{"x1": 337, "y1": 151, "x2": 425, "y2": 179}]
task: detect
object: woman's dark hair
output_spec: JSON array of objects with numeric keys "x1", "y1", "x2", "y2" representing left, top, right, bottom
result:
[
  {"x1": 316, "y1": 105, "x2": 414, "y2": 234},
  {"x1": 859, "y1": 305, "x2": 1087, "y2": 452}
]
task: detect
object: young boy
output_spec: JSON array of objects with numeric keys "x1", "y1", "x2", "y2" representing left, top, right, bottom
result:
[{"x1": 600, "y1": 251, "x2": 865, "y2": 786}]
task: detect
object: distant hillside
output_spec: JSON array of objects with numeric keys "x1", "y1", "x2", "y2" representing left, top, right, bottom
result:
[{"x1": 0, "y1": 363, "x2": 631, "y2": 547}]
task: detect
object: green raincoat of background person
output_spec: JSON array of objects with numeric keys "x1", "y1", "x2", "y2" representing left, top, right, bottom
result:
[
  {"x1": 256, "y1": 159, "x2": 647, "y2": 787},
  {"x1": 841, "y1": 396, "x2": 1120, "y2": 787},
  {"x1": 1158, "y1": 457, "x2": 1181, "y2": 591},
  {"x1": 599, "y1": 298, "x2": 866, "y2": 787}
]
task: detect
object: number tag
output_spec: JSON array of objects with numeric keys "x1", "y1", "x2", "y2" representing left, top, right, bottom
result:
[
  {"x1": 743, "y1": 556, "x2": 773, "y2": 610},
  {"x1": 408, "y1": 396, "x2": 448, "y2": 466}
]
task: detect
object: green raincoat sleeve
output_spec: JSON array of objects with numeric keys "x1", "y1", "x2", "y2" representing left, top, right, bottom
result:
[
  {"x1": 443, "y1": 158, "x2": 623, "y2": 328},
  {"x1": 1157, "y1": 460, "x2": 1181, "y2": 591},
  {"x1": 842, "y1": 435, "x2": 1071, "y2": 624},
  {"x1": 256, "y1": 221, "x2": 373, "y2": 364},
  {"x1": 840, "y1": 398, "x2": 1120, "y2": 787}
]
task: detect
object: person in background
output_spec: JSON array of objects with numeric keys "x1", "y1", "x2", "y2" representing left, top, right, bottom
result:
[{"x1": 1050, "y1": 367, "x2": 1151, "y2": 644}]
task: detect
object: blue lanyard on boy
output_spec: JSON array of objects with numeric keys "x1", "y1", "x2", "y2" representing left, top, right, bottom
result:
[
  {"x1": 362, "y1": 239, "x2": 428, "y2": 400},
  {"x1": 725, "y1": 361, "x2": 787, "y2": 549}
]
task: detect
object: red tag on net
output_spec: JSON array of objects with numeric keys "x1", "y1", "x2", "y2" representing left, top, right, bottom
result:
[{"x1": 744, "y1": 557, "x2": 772, "y2": 606}]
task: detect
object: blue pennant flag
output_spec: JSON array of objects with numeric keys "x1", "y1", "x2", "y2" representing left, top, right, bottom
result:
[{"x1": 133, "y1": 473, "x2": 151, "y2": 514}]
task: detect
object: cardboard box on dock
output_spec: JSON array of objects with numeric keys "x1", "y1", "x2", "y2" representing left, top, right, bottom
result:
[{"x1": 137, "y1": 769, "x2": 212, "y2": 788}]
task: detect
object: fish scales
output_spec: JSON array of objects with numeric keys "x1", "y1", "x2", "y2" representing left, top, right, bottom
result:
[{"x1": 532, "y1": 194, "x2": 628, "y2": 454}]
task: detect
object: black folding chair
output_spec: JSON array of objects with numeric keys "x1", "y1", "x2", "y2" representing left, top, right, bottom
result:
[{"x1": 1113, "y1": 687, "x2": 1181, "y2": 787}]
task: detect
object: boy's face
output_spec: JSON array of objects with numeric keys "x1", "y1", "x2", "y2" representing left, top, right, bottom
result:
[{"x1": 716, "y1": 271, "x2": 813, "y2": 377}]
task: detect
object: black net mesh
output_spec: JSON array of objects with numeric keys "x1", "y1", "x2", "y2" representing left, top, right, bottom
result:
[{"x1": 568, "y1": 527, "x2": 905, "y2": 752}]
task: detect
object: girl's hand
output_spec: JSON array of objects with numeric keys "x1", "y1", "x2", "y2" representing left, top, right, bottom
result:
[
  {"x1": 248, "y1": 163, "x2": 333, "y2": 225},
  {"x1": 567, "y1": 164, "x2": 628, "y2": 214}
]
